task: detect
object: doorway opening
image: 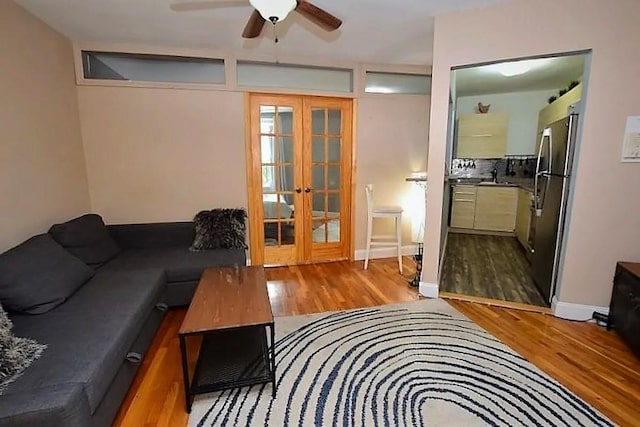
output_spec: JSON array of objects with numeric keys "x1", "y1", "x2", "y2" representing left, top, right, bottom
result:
[{"x1": 439, "y1": 51, "x2": 592, "y2": 309}]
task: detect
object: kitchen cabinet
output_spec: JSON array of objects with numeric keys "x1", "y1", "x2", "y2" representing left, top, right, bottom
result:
[
  {"x1": 456, "y1": 113, "x2": 508, "y2": 159},
  {"x1": 450, "y1": 185, "x2": 476, "y2": 229},
  {"x1": 536, "y1": 83, "x2": 582, "y2": 152},
  {"x1": 450, "y1": 185, "x2": 518, "y2": 232},
  {"x1": 474, "y1": 186, "x2": 518, "y2": 232},
  {"x1": 516, "y1": 188, "x2": 533, "y2": 248}
]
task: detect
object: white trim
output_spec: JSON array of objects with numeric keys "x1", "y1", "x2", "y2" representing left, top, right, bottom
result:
[
  {"x1": 419, "y1": 282, "x2": 440, "y2": 298},
  {"x1": 551, "y1": 296, "x2": 609, "y2": 321},
  {"x1": 354, "y1": 245, "x2": 416, "y2": 261}
]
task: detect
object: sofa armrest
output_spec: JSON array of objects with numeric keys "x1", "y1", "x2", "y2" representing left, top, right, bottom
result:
[
  {"x1": 107, "y1": 222, "x2": 195, "y2": 249},
  {"x1": 0, "y1": 383, "x2": 91, "y2": 427}
]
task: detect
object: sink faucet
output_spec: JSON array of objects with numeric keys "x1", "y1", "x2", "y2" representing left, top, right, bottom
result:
[{"x1": 491, "y1": 168, "x2": 498, "y2": 182}]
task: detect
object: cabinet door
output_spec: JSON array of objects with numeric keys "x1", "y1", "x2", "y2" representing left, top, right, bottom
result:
[
  {"x1": 515, "y1": 188, "x2": 532, "y2": 246},
  {"x1": 457, "y1": 135, "x2": 508, "y2": 158},
  {"x1": 474, "y1": 187, "x2": 518, "y2": 232},
  {"x1": 536, "y1": 83, "x2": 582, "y2": 151},
  {"x1": 456, "y1": 113, "x2": 508, "y2": 158},
  {"x1": 450, "y1": 185, "x2": 476, "y2": 229}
]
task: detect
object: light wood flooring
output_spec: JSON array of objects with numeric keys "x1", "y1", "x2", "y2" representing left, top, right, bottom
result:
[
  {"x1": 441, "y1": 233, "x2": 547, "y2": 307},
  {"x1": 114, "y1": 258, "x2": 640, "y2": 427}
]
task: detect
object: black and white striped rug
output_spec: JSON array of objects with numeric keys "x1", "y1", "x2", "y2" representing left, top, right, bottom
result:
[{"x1": 189, "y1": 299, "x2": 612, "y2": 426}]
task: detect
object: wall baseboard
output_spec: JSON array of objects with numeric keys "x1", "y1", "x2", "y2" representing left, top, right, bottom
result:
[
  {"x1": 551, "y1": 296, "x2": 609, "y2": 321},
  {"x1": 354, "y1": 245, "x2": 418, "y2": 261},
  {"x1": 419, "y1": 282, "x2": 439, "y2": 299}
]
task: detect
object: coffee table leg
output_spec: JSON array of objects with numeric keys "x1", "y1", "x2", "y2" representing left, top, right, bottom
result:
[
  {"x1": 270, "y1": 323, "x2": 277, "y2": 397},
  {"x1": 179, "y1": 334, "x2": 192, "y2": 413}
]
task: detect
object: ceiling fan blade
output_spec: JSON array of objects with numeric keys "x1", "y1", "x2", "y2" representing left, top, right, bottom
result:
[
  {"x1": 242, "y1": 10, "x2": 266, "y2": 38},
  {"x1": 295, "y1": 0, "x2": 342, "y2": 31}
]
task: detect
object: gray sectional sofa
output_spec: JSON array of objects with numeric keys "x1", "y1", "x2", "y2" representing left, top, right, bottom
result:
[{"x1": 0, "y1": 214, "x2": 246, "y2": 427}]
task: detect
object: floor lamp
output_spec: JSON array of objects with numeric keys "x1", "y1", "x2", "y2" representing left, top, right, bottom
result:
[{"x1": 406, "y1": 174, "x2": 427, "y2": 288}]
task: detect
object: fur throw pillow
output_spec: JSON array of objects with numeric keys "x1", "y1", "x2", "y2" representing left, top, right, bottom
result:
[
  {"x1": 0, "y1": 303, "x2": 46, "y2": 394},
  {"x1": 190, "y1": 208, "x2": 248, "y2": 251}
]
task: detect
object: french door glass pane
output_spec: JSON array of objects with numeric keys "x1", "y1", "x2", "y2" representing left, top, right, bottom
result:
[
  {"x1": 278, "y1": 107, "x2": 293, "y2": 134},
  {"x1": 328, "y1": 165, "x2": 340, "y2": 190},
  {"x1": 280, "y1": 137, "x2": 294, "y2": 163},
  {"x1": 312, "y1": 165, "x2": 325, "y2": 191},
  {"x1": 328, "y1": 138, "x2": 341, "y2": 162},
  {"x1": 260, "y1": 103, "x2": 296, "y2": 249},
  {"x1": 327, "y1": 193, "x2": 340, "y2": 214},
  {"x1": 312, "y1": 137, "x2": 324, "y2": 162},
  {"x1": 309, "y1": 106, "x2": 343, "y2": 244},
  {"x1": 312, "y1": 193, "x2": 325, "y2": 215},
  {"x1": 328, "y1": 109, "x2": 342, "y2": 135},
  {"x1": 312, "y1": 109, "x2": 325, "y2": 134}
]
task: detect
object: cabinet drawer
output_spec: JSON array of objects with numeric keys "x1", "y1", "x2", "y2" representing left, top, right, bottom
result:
[{"x1": 452, "y1": 185, "x2": 477, "y2": 197}]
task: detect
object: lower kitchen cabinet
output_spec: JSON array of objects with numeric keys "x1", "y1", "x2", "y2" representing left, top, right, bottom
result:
[
  {"x1": 516, "y1": 188, "x2": 533, "y2": 247},
  {"x1": 450, "y1": 185, "x2": 477, "y2": 229},
  {"x1": 450, "y1": 185, "x2": 518, "y2": 233},
  {"x1": 474, "y1": 187, "x2": 518, "y2": 232}
]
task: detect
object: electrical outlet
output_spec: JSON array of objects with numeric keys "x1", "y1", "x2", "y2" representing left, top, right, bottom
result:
[{"x1": 592, "y1": 311, "x2": 609, "y2": 327}]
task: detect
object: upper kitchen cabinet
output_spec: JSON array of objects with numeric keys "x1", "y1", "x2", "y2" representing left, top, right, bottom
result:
[
  {"x1": 536, "y1": 83, "x2": 582, "y2": 150},
  {"x1": 456, "y1": 113, "x2": 508, "y2": 158}
]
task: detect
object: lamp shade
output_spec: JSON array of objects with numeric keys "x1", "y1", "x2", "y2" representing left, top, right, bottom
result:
[{"x1": 249, "y1": 0, "x2": 297, "y2": 22}]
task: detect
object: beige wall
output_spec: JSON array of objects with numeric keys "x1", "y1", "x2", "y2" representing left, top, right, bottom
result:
[
  {"x1": 77, "y1": 85, "x2": 429, "y2": 252},
  {"x1": 77, "y1": 87, "x2": 247, "y2": 224},
  {"x1": 425, "y1": 0, "x2": 640, "y2": 307},
  {"x1": 356, "y1": 95, "x2": 429, "y2": 249},
  {"x1": 0, "y1": 1, "x2": 89, "y2": 252}
]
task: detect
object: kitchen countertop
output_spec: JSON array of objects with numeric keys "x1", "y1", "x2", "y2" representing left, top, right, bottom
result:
[{"x1": 449, "y1": 177, "x2": 534, "y2": 193}]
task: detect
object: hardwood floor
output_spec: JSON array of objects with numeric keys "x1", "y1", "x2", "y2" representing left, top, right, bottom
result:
[
  {"x1": 441, "y1": 233, "x2": 547, "y2": 307},
  {"x1": 114, "y1": 258, "x2": 640, "y2": 426}
]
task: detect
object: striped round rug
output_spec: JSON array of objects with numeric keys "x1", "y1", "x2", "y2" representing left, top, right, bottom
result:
[{"x1": 188, "y1": 299, "x2": 611, "y2": 427}]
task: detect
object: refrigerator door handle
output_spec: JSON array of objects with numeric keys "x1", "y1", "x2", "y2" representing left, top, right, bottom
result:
[{"x1": 534, "y1": 128, "x2": 552, "y2": 217}]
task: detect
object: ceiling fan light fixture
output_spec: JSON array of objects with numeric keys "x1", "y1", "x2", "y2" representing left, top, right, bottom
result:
[{"x1": 249, "y1": 0, "x2": 297, "y2": 23}]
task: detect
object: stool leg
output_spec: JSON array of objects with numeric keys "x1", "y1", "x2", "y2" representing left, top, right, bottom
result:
[
  {"x1": 364, "y1": 215, "x2": 373, "y2": 269},
  {"x1": 396, "y1": 215, "x2": 403, "y2": 274}
]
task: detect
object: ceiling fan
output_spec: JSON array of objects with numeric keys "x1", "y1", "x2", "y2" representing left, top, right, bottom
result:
[{"x1": 173, "y1": 0, "x2": 342, "y2": 39}]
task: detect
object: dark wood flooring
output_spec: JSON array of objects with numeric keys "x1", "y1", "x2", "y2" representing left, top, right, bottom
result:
[{"x1": 441, "y1": 233, "x2": 547, "y2": 307}]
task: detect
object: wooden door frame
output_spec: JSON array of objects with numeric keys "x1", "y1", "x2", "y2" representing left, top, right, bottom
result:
[{"x1": 245, "y1": 92, "x2": 356, "y2": 266}]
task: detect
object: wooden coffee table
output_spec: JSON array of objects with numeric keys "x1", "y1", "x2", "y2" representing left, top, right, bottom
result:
[{"x1": 178, "y1": 266, "x2": 276, "y2": 412}]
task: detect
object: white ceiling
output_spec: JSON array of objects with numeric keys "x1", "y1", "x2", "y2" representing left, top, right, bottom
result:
[
  {"x1": 15, "y1": 0, "x2": 504, "y2": 65},
  {"x1": 455, "y1": 54, "x2": 586, "y2": 97}
]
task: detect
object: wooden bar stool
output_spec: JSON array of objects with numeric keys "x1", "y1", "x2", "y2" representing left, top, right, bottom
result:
[{"x1": 364, "y1": 184, "x2": 403, "y2": 273}]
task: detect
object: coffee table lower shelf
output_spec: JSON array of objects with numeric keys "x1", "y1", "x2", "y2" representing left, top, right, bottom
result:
[{"x1": 179, "y1": 324, "x2": 276, "y2": 412}]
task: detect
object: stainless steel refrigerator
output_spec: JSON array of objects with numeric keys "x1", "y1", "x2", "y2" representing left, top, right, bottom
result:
[{"x1": 532, "y1": 113, "x2": 579, "y2": 303}]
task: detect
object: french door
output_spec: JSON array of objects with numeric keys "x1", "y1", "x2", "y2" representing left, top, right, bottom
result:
[{"x1": 246, "y1": 93, "x2": 353, "y2": 266}]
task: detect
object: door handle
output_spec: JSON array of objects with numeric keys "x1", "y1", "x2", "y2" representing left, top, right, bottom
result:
[
  {"x1": 295, "y1": 187, "x2": 302, "y2": 193},
  {"x1": 304, "y1": 187, "x2": 312, "y2": 193}
]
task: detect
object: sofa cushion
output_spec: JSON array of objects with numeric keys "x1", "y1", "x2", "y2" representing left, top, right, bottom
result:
[
  {"x1": 101, "y1": 247, "x2": 245, "y2": 283},
  {"x1": 7, "y1": 269, "x2": 166, "y2": 414},
  {"x1": 0, "y1": 383, "x2": 91, "y2": 427},
  {"x1": 0, "y1": 234, "x2": 95, "y2": 314},
  {"x1": 0, "y1": 303, "x2": 46, "y2": 394},
  {"x1": 49, "y1": 214, "x2": 120, "y2": 268},
  {"x1": 190, "y1": 209, "x2": 248, "y2": 251}
]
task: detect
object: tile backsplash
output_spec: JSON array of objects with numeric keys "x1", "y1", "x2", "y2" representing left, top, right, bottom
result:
[{"x1": 449, "y1": 157, "x2": 537, "y2": 180}]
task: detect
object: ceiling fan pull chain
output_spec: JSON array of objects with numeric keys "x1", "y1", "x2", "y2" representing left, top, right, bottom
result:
[{"x1": 273, "y1": 23, "x2": 279, "y2": 44}]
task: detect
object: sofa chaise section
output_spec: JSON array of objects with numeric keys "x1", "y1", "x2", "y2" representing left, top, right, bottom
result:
[{"x1": 3, "y1": 269, "x2": 167, "y2": 427}]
